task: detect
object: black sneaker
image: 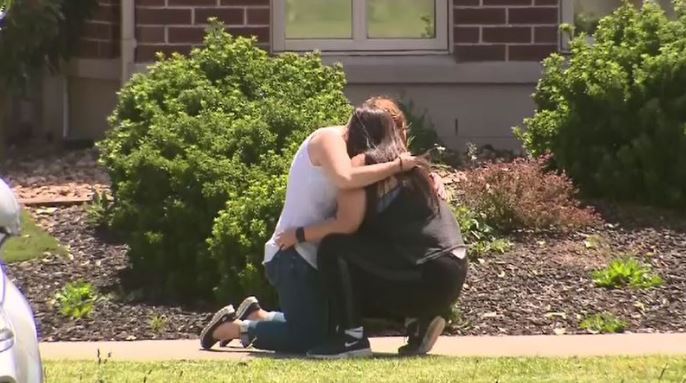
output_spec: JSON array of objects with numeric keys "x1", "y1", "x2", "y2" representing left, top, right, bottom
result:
[
  {"x1": 398, "y1": 318, "x2": 420, "y2": 355},
  {"x1": 200, "y1": 305, "x2": 235, "y2": 350},
  {"x1": 219, "y1": 297, "x2": 261, "y2": 347},
  {"x1": 398, "y1": 316, "x2": 446, "y2": 356},
  {"x1": 306, "y1": 334, "x2": 373, "y2": 359}
]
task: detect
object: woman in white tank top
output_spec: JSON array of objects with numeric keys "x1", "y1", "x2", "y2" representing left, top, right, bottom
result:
[{"x1": 200, "y1": 100, "x2": 420, "y2": 353}]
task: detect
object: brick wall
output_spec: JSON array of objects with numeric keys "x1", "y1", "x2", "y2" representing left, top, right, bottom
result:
[
  {"x1": 76, "y1": 0, "x2": 559, "y2": 63},
  {"x1": 453, "y1": 0, "x2": 559, "y2": 61},
  {"x1": 78, "y1": 0, "x2": 121, "y2": 59},
  {"x1": 135, "y1": 0, "x2": 270, "y2": 62}
]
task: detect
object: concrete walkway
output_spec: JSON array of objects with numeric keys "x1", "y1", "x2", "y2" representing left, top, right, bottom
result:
[{"x1": 40, "y1": 333, "x2": 686, "y2": 361}]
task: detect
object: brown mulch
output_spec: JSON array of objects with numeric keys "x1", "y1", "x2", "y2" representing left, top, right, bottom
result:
[
  {"x1": 2, "y1": 149, "x2": 686, "y2": 341},
  {"x1": 2, "y1": 148, "x2": 110, "y2": 204}
]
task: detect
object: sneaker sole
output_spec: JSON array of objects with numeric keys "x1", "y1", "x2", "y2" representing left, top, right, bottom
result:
[
  {"x1": 220, "y1": 297, "x2": 260, "y2": 347},
  {"x1": 415, "y1": 316, "x2": 446, "y2": 355},
  {"x1": 307, "y1": 348, "x2": 373, "y2": 360},
  {"x1": 200, "y1": 305, "x2": 235, "y2": 350},
  {"x1": 236, "y1": 296, "x2": 259, "y2": 320}
]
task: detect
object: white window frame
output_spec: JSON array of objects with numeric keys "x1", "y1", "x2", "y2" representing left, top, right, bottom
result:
[{"x1": 272, "y1": 0, "x2": 450, "y2": 53}]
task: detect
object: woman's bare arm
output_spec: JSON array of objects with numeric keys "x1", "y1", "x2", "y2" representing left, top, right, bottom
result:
[
  {"x1": 311, "y1": 129, "x2": 415, "y2": 190},
  {"x1": 274, "y1": 188, "x2": 367, "y2": 249}
]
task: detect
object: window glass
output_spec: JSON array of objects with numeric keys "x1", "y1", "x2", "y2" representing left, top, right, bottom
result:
[
  {"x1": 285, "y1": 0, "x2": 353, "y2": 39},
  {"x1": 367, "y1": 0, "x2": 436, "y2": 39}
]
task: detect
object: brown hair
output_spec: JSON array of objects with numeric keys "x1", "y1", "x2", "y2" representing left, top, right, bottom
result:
[
  {"x1": 363, "y1": 97, "x2": 409, "y2": 147},
  {"x1": 346, "y1": 103, "x2": 438, "y2": 216}
]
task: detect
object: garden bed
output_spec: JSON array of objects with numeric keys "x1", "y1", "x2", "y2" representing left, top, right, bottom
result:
[{"x1": 3, "y1": 150, "x2": 686, "y2": 341}]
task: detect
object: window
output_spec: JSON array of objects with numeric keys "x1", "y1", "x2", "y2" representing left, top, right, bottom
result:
[{"x1": 272, "y1": 0, "x2": 449, "y2": 53}]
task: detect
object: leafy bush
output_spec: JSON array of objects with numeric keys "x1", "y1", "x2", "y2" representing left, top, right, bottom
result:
[
  {"x1": 580, "y1": 312, "x2": 627, "y2": 334},
  {"x1": 453, "y1": 157, "x2": 599, "y2": 233},
  {"x1": 516, "y1": 1, "x2": 686, "y2": 208},
  {"x1": 98, "y1": 21, "x2": 351, "y2": 303},
  {"x1": 54, "y1": 281, "x2": 98, "y2": 320},
  {"x1": 593, "y1": 258, "x2": 663, "y2": 289},
  {"x1": 398, "y1": 100, "x2": 441, "y2": 154},
  {"x1": 451, "y1": 204, "x2": 512, "y2": 258},
  {"x1": 0, "y1": 0, "x2": 97, "y2": 90}
]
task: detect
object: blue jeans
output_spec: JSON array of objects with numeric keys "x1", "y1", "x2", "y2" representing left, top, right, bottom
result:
[{"x1": 246, "y1": 248, "x2": 328, "y2": 353}]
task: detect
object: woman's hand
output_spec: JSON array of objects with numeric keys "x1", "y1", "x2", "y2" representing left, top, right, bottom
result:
[
  {"x1": 430, "y1": 172, "x2": 448, "y2": 200},
  {"x1": 275, "y1": 229, "x2": 298, "y2": 250},
  {"x1": 399, "y1": 152, "x2": 419, "y2": 172}
]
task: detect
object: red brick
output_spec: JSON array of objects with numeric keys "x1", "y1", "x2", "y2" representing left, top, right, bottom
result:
[
  {"x1": 226, "y1": 26, "x2": 269, "y2": 42},
  {"x1": 168, "y1": 27, "x2": 207, "y2": 43},
  {"x1": 455, "y1": 44, "x2": 506, "y2": 61},
  {"x1": 195, "y1": 8, "x2": 244, "y2": 24},
  {"x1": 535, "y1": 0, "x2": 558, "y2": 5},
  {"x1": 136, "y1": 8, "x2": 192, "y2": 25},
  {"x1": 454, "y1": 27, "x2": 479, "y2": 43},
  {"x1": 508, "y1": 7, "x2": 558, "y2": 24},
  {"x1": 455, "y1": 8, "x2": 506, "y2": 24},
  {"x1": 220, "y1": 0, "x2": 268, "y2": 5},
  {"x1": 453, "y1": 0, "x2": 480, "y2": 5},
  {"x1": 483, "y1": 26, "x2": 531, "y2": 43},
  {"x1": 137, "y1": 26, "x2": 166, "y2": 43},
  {"x1": 534, "y1": 26, "x2": 558, "y2": 43},
  {"x1": 91, "y1": 4, "x2": 119, "y2": 22},
  {"x1": 136, "y1": 44, "x2": 194, "y2": 62},
  {"x1": 78, "y1": 40, "x2": 119, "y2": 59},
  {"x1": 483, "y1": 0, "x2": 532, "y2": 5},
  {"x1": 82, "y1": 22, "x2": 115, "y2": 40},
  {"x1": 168, "y1": 0, "x2": 215, "y2": 5},
  {"x1": 247, "y1": 8, "x2": 270, "y2": 25},
  {"x1": 137, "y1": 0, "x2": 164, "y2": 5},
  {"x1": 508, "y1": 44, "x2": 557, "y2": 61}
]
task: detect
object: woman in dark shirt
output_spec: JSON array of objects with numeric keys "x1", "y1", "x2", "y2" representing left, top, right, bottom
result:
[{"x1": 276, "y1": 100, "x2": 468, "y2": 359}]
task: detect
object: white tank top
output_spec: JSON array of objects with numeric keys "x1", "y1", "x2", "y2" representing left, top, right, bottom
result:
[{"x1": 264, "y1": 129, "x2": 338, "y2": 269}]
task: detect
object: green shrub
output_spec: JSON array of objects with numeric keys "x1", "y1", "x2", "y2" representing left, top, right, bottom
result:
[
  {"x1": 98, "y1": 20, "x2": 351, "y2": 303},
  {"x1": 398, "y1": 100, "x2": 441, "y2": 154},
  {"x1": 516, "y1": 0, "x2": 686, "y2": 208},
  {"x1": 580, "y1": 312, "x2": 627, "y2": 334},
  {"x1": 54, "y1": 281, "x2": 97, "y2": 320},
  {"x1": 0, "y1": 0, "x2": 97, "y2": 90},
  {"x1": 451, "y1": 204, "x2": 512, "y2": 258},
  {"x1": 593, "y1": 258, "x2": 663, "y2": 289},
  {"x1": 454, "y1": 157, "x2": 599, "y2": 233}
]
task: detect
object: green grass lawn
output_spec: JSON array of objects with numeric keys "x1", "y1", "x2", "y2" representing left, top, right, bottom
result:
[
  {"x1": 43, "y1": 356, "x2": 686, "y2": 383},
  {"x1": 1, "y1": 210, "x2": 65, "y2": 263}
]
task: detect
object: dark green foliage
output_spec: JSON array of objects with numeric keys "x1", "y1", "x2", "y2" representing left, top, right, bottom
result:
[
  {"x1": 99, "y1": 21, "x2": 351, "y2": 303},
  {"x1": 399, "y1": 100, "x2": 441, "y2": 154},
  {"x1": 516, "y1": 0, "x2": 686, "y2": 208},
  {"x1": 0, "y1": 0, "x2": 98, "y2": 91}
]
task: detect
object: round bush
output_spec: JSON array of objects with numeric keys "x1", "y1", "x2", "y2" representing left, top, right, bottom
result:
[
  {"x1": 516, "y1": 1, "x2": 686, "y2": 208},
  {"x1": 99, "y1": 21, "x2": 351, "y2": 303}
]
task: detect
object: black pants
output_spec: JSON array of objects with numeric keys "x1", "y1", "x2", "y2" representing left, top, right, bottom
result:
[{"x1": 317, "y1": 234, "x2": 468, "y2": 331}]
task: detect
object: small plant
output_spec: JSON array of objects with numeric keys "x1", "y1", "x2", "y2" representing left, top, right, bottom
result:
[
  {"x1": 580, "y1": 312, "x2": 626, "y2": 334},
  {"x1": 54, "y1": 281, "x2": 98, "y2": 320},
  {"x1": 454, "y1": 156, "x2": 600, "y2": 233},
  {"x1": 452, "y1": 204, "x2": 512, "y2": 258},
  {"x1": 149, "y1": 314, "x2": 167, "y2": 334},
  {"x1": 593, "y1": 258, "x2": 663, "y2": 289},
  {"x1": 86, "y1": 190, "x2": 112, "y2": 228},
  {"x1": 398, "y1": 100, "x2": 441, "y2": 154}
]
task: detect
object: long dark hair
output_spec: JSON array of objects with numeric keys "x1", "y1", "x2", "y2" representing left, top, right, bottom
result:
[{"x1": 346, "y1": 105, "x2": 438, "y2": 216}]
